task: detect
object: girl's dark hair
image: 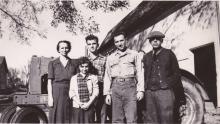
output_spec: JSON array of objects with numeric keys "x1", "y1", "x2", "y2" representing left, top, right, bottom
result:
[
  {"x1": 77, "y1": 57, "x2": 93, "y2": 73},
  {"x1": 56, "y1": 40, "x2": 71, "y2": 52}
]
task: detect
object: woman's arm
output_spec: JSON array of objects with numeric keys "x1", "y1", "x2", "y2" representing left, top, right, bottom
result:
[
  {"x1": 47, "y1": 61, "x2": 54, "y2": 107},
  {"x1": 47, "y1": 79, "x2": 53, "y2": 107}
]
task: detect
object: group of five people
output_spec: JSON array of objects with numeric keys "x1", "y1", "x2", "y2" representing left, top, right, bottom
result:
[{"x1": 47, "y1": 31, "x2": 183, "y2": 124}]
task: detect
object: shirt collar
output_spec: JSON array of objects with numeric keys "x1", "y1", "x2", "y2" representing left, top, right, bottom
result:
[
  {"x1": 88, "y1": 51, "x2": 100, "y2": 61},
  {"x1": 152, "y1": 48, "x2": 163, "y2": 56},
  {"x1": 78, "y1": 73, "x2": 90, "y2": 79},
  {"x1": 54, "y1": 57, "x2": 70, "y2": 65},
  {"x1": 115, "y1": 48, "x2": 131, "y2": 57}
]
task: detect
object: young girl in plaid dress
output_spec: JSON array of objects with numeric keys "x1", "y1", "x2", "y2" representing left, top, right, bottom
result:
[{"x1": 69, "y1": 57, "x2": 99, "y2": 123}]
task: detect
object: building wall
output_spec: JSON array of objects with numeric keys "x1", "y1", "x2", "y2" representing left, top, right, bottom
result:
[{"x1": 0, "y1": 67, "x2": 7, "y2": 89}]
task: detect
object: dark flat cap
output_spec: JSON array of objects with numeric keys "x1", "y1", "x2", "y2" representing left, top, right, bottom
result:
[{"x1": 147, "y1": 31, "x2": 165, "y2": 39}]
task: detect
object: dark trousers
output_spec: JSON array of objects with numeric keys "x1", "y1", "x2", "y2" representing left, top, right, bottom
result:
[
  {"x1": 94, "y1": 82, "x2": 107, "y2": 123},
  {"x1": 111, "y1": 78, "x2": 137, "y2": 123},
  {"x1": 101, "y1": 97, "x2": 112, "y2": 123},
  {"x1": 144, "y1": 89, "x2": 175, "y2": 124},
  {"x1": 94, "y1": 94, "x2": 104, "y2": 123},
  {"x1": 71, "y1": 106, "x2": 95, "y2": 123}
]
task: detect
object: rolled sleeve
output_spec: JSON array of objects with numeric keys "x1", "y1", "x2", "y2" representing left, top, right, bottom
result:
[
  {"x1": 91, "y1": 75, "x2": 99, "y2": 98},
  {"x1": 135, "y1": 53, "x2": 145, "y2": 92},
  {"x1": 103, "y1": 57, "x2": 112, "y2": 95},
  {"x1": 48, "y1": 61, "x2": 54, "y2": 79}
]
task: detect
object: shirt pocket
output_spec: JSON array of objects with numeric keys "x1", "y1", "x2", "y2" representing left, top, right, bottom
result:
[
  {"x1": 122, "y1": 57, "x2": 136, "y2": 75},
  {"x1": 109, "y1": 58, "x2": 120, "y2": 70},
  {"x1": 122, "y1": 55, "x2": 135, "y2": 65},
  {"x1": 123, "y1": 56, "x2": 135, "y2": 66}
]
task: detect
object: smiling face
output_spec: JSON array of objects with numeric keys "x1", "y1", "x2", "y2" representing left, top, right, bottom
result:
[
  {"x1": 79, "y1": 63, "x2": 89, "y2": 75},
  {"x1": 114, "y1": 34, "x2": 126, "y2": 51},
  {"x1": 149, "y1": 37, "x2": 163, "y2": 49},
  {"x1": 58, "y1": 42, "x2": 70, "y2": 57},
  {"x1": 86, "y1": 39, "x2": 99, "y2": 53}
]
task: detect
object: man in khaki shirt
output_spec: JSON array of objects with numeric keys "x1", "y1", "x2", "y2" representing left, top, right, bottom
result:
[{"x1": 104, "y1": 32, "x2": 144, "y2": 123}]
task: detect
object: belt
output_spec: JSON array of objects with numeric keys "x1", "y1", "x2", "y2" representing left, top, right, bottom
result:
[{"x1": 113, "y1": 77, "x2": 135, "y2": 82}]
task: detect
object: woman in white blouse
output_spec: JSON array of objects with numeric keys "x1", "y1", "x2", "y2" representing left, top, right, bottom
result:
[{"x1": 69, "y1": 57, "x2": 99, "y2": 123}]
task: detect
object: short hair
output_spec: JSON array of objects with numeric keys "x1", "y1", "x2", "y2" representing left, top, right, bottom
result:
[
  {"x1": 85, "y1": 34, "x2": 99, "y2": 44},
  {"x1": 113, "y1": 31, "x2": 126, "y2": 39},
  {"x1": 56, "y1": 40, "x2": 71, "y2": 52}
]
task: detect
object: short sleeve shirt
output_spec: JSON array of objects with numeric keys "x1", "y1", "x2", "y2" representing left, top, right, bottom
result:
[{"x1": 48, "y1": 58, "x2": 78, "y2": 84}]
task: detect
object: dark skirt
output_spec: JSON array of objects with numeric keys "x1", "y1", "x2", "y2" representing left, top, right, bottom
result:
[
  {"x1": 71, "y1": 105, "x2": 95, "y2": 123},
  {"x1": 49, "y1": 83, "x2": 71, "y2": 123}
]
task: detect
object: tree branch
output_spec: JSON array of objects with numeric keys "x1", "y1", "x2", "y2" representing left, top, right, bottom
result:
[
  {"x1": 0, "y1": 7, "x2": 24, "y2": 27},
  {"x1": 0, "y1": 7, "x2": 45, "y2": 38}
]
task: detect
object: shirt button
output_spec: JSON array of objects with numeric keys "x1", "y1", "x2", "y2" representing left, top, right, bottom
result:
[
  {"x1": 158, "y1": 66, "x2": 160, "y2": 69},
  {"x1": 160, "y1": 80, "x2": 162, "y2": 83}
]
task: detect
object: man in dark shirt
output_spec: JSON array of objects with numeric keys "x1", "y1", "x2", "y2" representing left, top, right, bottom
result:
[{"x1": 142, "y1": 31, "x2": 181, "y2": 124}]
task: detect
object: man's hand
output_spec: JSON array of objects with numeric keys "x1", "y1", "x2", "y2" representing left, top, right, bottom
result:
[
  {"x1": 105, "y1": 95, "x2": 111, "y2": 105},
  {"x1": 137, "y1": 91, "x2": 144, "y2": 101},
  {"x1": 48, "y1": 96, "x2": 53, "y2": 107}
]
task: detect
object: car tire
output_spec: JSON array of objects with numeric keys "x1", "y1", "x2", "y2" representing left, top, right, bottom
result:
[
  {"x1": 0, "y1": 105, "x2": 16, "y2": 123},
  {"x1": 180, "y1": 76, "x2": 204, "y2": 124},
  {"x1": 10, "y1": 107, "x2": 48, "y2": 123}
]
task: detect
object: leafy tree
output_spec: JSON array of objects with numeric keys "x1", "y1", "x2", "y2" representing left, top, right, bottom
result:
[
  {"x1": 20, "y1": 64, "x2": 30, "y2": 86},
  {"x1": 0, "y1": 0, "x2": 48, "y2": 44},
  {"x1": 82, "y1": 0, "x2": 129, "y2": 12},
  {"x1": 8, "y1": 68, "x2": 22, "y2": 88},
  {"x1": 7, "y1": 65, "x2": 30, "y2": 91},
  {"x1": 0, "y1": 0, "x2": 129, "y2": 44}
]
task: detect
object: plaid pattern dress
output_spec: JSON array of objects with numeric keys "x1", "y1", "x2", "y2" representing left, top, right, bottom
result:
[{"x1": 77, "y1": 74, "x2": 90, "y2": 103}]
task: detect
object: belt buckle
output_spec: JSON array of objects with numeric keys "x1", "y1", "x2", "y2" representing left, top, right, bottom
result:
[{"x1": 118, "y1": 78, "x2": 125, "y2": 82}]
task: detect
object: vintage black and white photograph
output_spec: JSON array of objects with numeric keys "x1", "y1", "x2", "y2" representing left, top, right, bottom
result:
[{"x1": 0, "y1": 0, "x2": 220, "y2": 123}]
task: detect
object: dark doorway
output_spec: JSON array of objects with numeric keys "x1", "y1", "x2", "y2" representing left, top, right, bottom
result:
[
  {"x1": 191, "y1": 43, "x2": 217, "y2": 106},
  {"x1": 41, "y1": 74, "x2": 48, "y2": 94}
]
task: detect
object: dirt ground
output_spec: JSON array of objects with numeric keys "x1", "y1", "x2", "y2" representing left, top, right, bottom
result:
[{"x1": 204, "y1": 102, "x2": 220, "y2": 124}]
